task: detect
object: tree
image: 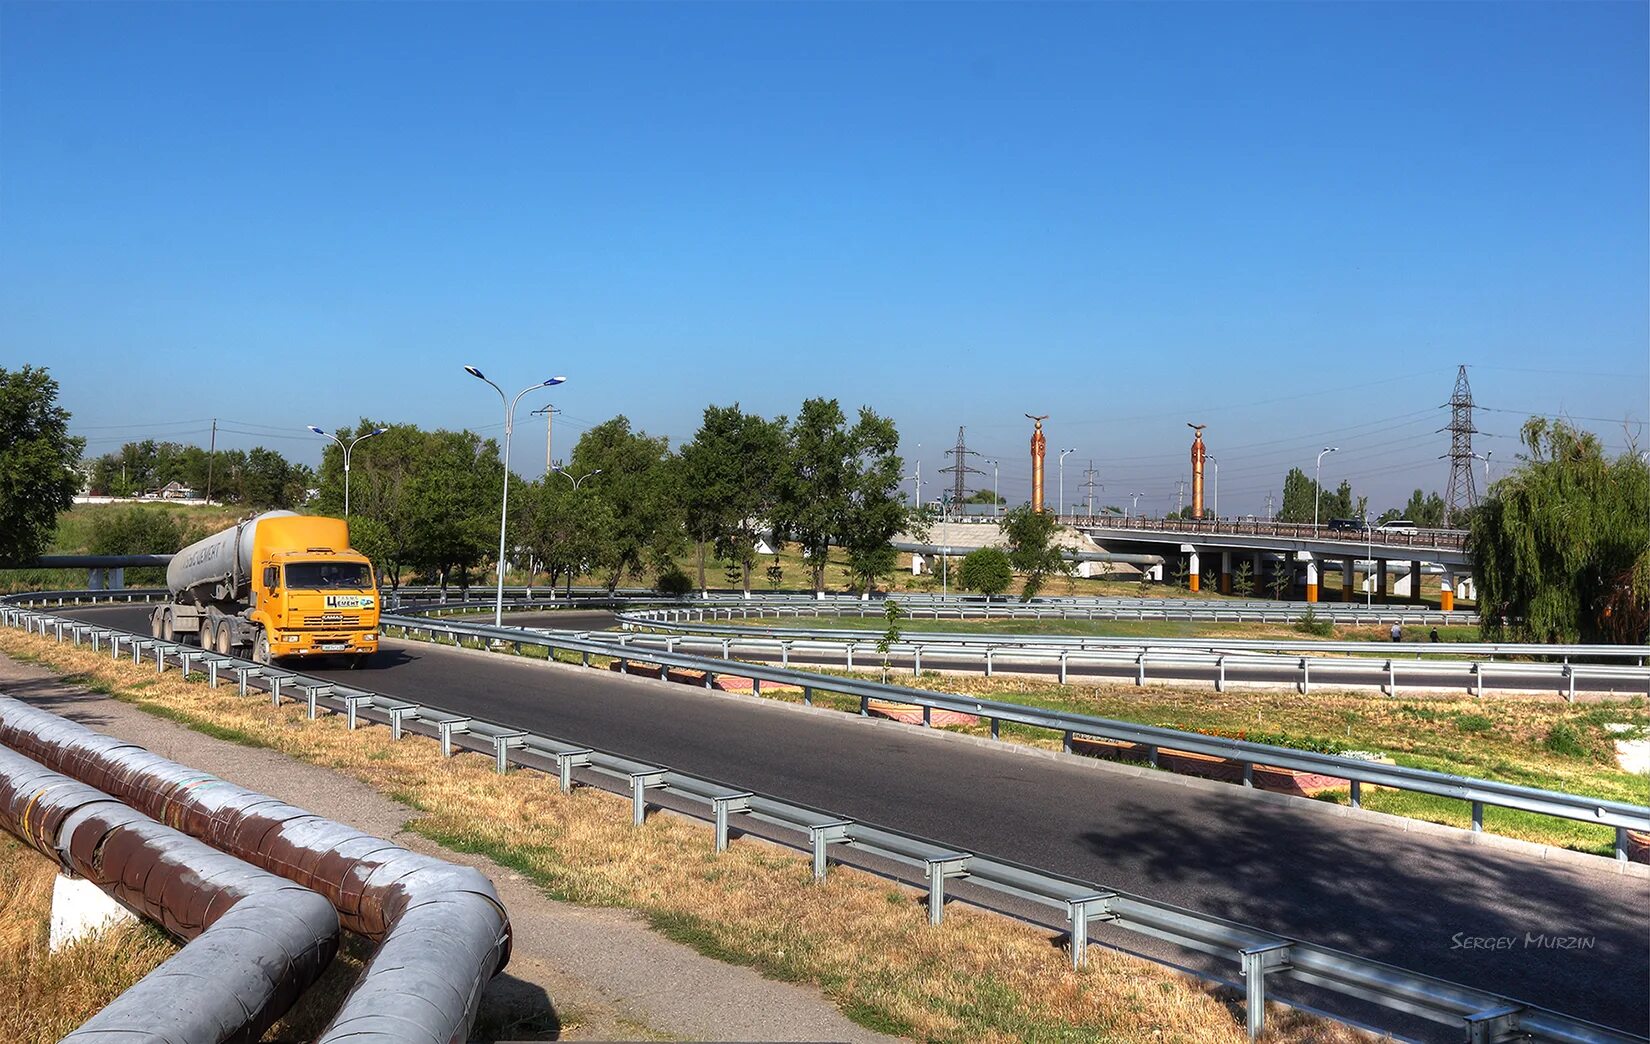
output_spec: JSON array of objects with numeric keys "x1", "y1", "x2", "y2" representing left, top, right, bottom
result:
[
  {"x1": 519, "y1": 479, "x2": 616, "y2": 594},
  {"x1": 958, "y1": 547, "x2": 1012, "y2": 600},
  {"x1": 401, "y1": 431, "x2": 504, "y2": 592},
  {"x1": 998, "y1": 504, "x2": 1072, "y2": 600},
  {"x1": 680, "y1": 404, "x2": 789, "y2": 594},
  {"x1": 1472, "y1": 419, "x2": 1649, "y2": 644},
  {"x1": 876, "y1": 598, "x2": 906, "y2": 683},
  {"x1": 0, "y1": 366, "x2": 84, "y2": 564},
  {"x1": 569, "y1": 417, "x2": 684, "y2": 591},
  {"x1": 1381, "y1": 489, "x2": 1447, "y2": 528},
  {"x1": 963, "y1": 489, "x2": 1004, "y2": 505},
  {"x1": 772, "y1": 398, "x2": 905, "y2": 595},
  {"x1": 1233, "y1": 559, "x2": 1255, "y2": 597},
  {"x1": 1276, "y1": 468, "x2": 1359, "y2": 523}
]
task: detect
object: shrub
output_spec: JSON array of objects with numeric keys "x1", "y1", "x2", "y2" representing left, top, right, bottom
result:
[
  {"x1": 1294, "y1": 608, "x2": 1334, "y2": 637},
  {"x1": 1453, "y1": 713, "x2": 1494, "y2": 735},
  {"x1": 958, "y1": 547, "x2": 1013, "y2": 599},
  {"x1": 655, "y1": 567, "x2": 693, "y2": 597}
]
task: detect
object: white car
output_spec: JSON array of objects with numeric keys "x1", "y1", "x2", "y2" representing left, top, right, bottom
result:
[{"x1": 1377, "y1": 519, "x2": 1419, "y2": 535}]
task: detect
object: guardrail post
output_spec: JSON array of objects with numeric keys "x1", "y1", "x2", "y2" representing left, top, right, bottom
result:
[
  {"x1": 270, "y1": 676, "x2": 286, "y2": 706},
  {"x1": 1241, "y1": 762, "x2": 1254, "y2": 788},
  {"x1": 1240, "y1": 942, "x2": 1292, "y2": 1041},
  {"x1": 704, "y1": 672, "x2": 715, "y2": 689},
  {"x1": 752, "y1": 677, "x2": 763, "y2": 698},
  {"x1": 985, "y1": 649, "x2": 995, "y2": 678},
  {"x1": 924, "y1": 854, "x2": 971, "y2": 925},
  {"x1": 1563, "y1": 664, "x2": 1575, "y2": 703},
  {"x1": 207, "y1": 659, "x2": 220, "y2": 688},
  {"x1": 1472, "y1": 661, "x2": 1483, "y2": 698},
  {"x1": 1298, "y1": 657, "x2": 1309, "y2": 695},
  {"x1": 1058, "y1": 650, "x2": 1068, "y2": 685},
  {"x1": 439, "y1": 718, "x2": 473, "y2": 757},
  {"x1": 781, "y1": 641, "x2": 791, "y2": 669},
  {"x1": 1065, "y1": 893, "x2": 1117, "y2": 969},
  {"x1": 1385, "y1": 659, "x2": 1396, "y2": 697},
  {"x1": 1144, "y1": 744, "x2": 1158, "y2": 768},
  {"x1": 554, "y1": 749, "x2": 592, "y2": 793},
  {"x1": 305, "y1": 684, "x2": 333, "y2": 720},
  {"x1": 912, "y1": 647, "x2": 921, "y2": 676},
  {"x1": 1471, "y1": 801, "x2": 1484, "y2": 833},
  {"x1": 845, "y1": 644, "x2": 854, "y2": 670},
  {"x1": 493, "y1": 732, "x2": 527, "y2": 774},
  {"x1": 858, "y1": 694, "x2": 869, "y2": 716},
  {"x1": 713, "y1": 792, "x2": 753, "y2": 852},
  {"x1": 1349, "y1": 780, "x2": 1361, "y2": 808},
  {"x1": 1616, "y1": 826, "x2": 1630, "y2": 863},
  {"x1": 802, "y1": 685, "x2": 813, "y2": 706},
  {"x1": 1062, "y1": 730, "x2": 1073, "y2": 754},
  {"x1": 388, "y1": 706, "x2": 419, "y2": 740},
  {"x1": 1463, "y1": 1005, "x2": 1524, "y2": 1044},
  {"x1": 809, "y1": 821, "x2": 852, "y2": 881},
  {"x1": 345, "y1": 695, "x2": 373, "y2": 730},
  {"x1": 1136, "y1": 652, "x2": 1146, "y2": 686},
  {"x1": 629, "y1": 770, "x2": 667, "y2": 824}
]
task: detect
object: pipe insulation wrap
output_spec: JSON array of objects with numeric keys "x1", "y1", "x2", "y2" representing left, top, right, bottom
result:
[
  {"x1": 0, "y1": 694, "x2": 512, "y2": 1044},
  {"x1": 0, "y1": 745, "x2": 339, "y2": 1044}
]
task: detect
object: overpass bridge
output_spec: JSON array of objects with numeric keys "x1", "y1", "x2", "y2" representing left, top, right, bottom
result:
[{"x1": 1055, "y1": 516, "x2": 1473, "y2": 608}]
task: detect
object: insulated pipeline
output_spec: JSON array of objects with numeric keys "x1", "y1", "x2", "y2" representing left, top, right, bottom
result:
[
  {"x1": 0, "y1": 694, "x2": 512, "y2": 1044},
  {"x1": 0, "y1": 745, "x2": 339, "y2": 1043}
]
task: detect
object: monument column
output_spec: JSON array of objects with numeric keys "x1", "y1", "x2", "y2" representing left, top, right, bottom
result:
[
  {"x1": 1027, "y1": 414, "x2": 1048, "y2": 512},
  {"x1": 1188, "y1": 424, "x2": 1206, "y2": 519}
]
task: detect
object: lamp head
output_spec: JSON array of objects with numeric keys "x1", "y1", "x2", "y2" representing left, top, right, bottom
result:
[
  {"x1": 542, "y1": 376, "x2": 567, "y2": 387},
  {"x1": 464, "y1": 365, "x2": 486, "y2": 381},
  {"x1": 371, "y1": 427, "x2": 389, "y2": 436},
  {"x1": 307, "y1": 426, "x2": 326, "y2": 436}
]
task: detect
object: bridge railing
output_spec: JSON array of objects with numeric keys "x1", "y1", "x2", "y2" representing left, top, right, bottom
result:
[
  {"x1": 1064, "y1": 514, "x2": 1471, "y2": 551},
  {"x1": 2, "y1": 598, "x2": 1643, "y2": 1044}
]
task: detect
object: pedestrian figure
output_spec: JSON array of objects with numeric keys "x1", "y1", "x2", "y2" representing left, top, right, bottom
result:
[
  {"x1": 1390, "y1": 622, "x2": 1402, "y2": 642},
  {"x1": 1429, "y1": 627, "x2": 1440, "y2": 643}
]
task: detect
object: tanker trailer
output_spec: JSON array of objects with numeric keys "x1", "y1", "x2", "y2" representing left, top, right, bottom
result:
[{"x1": 150, "y1": 511, "x2": 380, "y2": 666}]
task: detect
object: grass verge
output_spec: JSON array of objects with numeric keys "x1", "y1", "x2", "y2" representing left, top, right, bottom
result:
[{"x1": 0, "y1": 628, "x2": 1359, "y2": 1044}]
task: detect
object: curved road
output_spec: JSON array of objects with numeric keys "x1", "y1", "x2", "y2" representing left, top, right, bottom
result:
[{"x1": 53, "y1": 605, "x2": 1650, "y2": 1036}]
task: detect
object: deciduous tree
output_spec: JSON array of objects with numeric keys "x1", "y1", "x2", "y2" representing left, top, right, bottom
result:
[{"x1": 0, "y1": 366, "x2": 84, "y2": 564}]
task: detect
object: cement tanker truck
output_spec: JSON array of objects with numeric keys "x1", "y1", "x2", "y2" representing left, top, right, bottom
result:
[{"x1": 150, "y1": 511, "x2": 380, "y2": 666}]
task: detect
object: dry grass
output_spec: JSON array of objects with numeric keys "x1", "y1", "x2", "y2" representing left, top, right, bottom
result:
[
  {"x1": 0, "y1": 629, "x2": 1367, "y2": 1043},
  {"x1": 0, "y1": 834, "x2": 175, "y2": 1044}
]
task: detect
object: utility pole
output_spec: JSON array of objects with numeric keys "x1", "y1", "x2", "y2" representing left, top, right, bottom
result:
[
  {"x1": 530, "y1": 404, "x2": 560, "y2": 476},
  {"x1": 1175, "y1": 479, "x2": 1187, "y2": 517},
  {"x1": 1439, "y1": 364, "x2": 1479, "y2": 525},
  {"x1": 205, "y1": 418, "x2": 217, "y2": 504},
  {"x1": 1266, "y1": 491, "x2": 1274, "y2": 520},
  {"x1": 938, "y1": 426, "x2": 984, "y2": 517},
  {"x1": 1081, "y1": 460, "x2": 1101, "y2": 517}
]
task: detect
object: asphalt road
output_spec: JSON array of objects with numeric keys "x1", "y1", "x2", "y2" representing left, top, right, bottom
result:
[{"x1": 55, "y1": 605, "x2": 1650, "y2": 1035}]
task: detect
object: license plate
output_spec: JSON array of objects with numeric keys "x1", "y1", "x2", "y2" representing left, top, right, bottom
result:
[{"x1": 320, "y1": 643, "x2": 348, "y2": 652}]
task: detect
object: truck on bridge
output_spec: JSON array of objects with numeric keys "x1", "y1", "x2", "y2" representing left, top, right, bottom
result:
[{"x1": 150, "y1": 511, "x2": 380, "y2": 666}]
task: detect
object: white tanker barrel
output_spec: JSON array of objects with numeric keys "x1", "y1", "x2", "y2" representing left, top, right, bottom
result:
[{"x1": 166, "y1": 510, "x2": 297, "y2": 604}]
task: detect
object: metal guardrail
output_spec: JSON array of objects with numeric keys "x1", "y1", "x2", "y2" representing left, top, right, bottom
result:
[
  {"x1": 2, "y1": 600, "x2": 1641, "y2": 1044},
  {"x1": 618, "y1": 596, "x2": 1476, "y2": 625}
]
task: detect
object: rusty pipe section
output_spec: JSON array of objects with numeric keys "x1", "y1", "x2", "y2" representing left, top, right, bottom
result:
[
  {"x1": 0, "y1": 745, "x2": 338, "y2": 1043},
  {"x1": 0, "y1": 694, "x2": 511, "y2": 1044}
]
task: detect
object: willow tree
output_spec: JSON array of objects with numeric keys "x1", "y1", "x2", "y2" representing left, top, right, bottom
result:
[{"x1": 1471, "y1": 419, "x2": 1649, "y2": 643}]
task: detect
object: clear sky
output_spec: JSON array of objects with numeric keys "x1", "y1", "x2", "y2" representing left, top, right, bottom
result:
[{"x1": 3, "y1": 1, "x2": 1645, "y2": 516}]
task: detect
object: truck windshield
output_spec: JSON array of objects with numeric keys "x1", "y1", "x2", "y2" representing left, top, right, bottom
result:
[{"x1": 284, "y1": 562, "x2": 372, "y2": 589}]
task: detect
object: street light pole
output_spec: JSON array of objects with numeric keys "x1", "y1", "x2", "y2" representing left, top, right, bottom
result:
[
  {"x1": 984, "y1": 459, "x2": 1000, "y2": 516},
  {"x1": 1207, "y1": 455, "x2": 1218, "y2": 521},
  {"x1": 466, "y1": 366, "x2": 567, "y2": 626},
  {"x1": 1058, "y1": 448, "x2": 1075, "y2": 517},
  {"x1": 1128, "y1": 492, "x2": 1143, "y2": 520},
  {"x1": 307, "y1": 425, "x2": 388, "y2": 519},
  {"x1": 1314, "y1": 447, "x2": 1339, "y2": 528},
  {"x1": 550, "y1": 467, "x2": 602, "y2": 597}
]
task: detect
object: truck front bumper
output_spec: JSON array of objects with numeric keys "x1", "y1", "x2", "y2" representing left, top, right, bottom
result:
[{"x1": 272, "y1": 632, "x2": 379, "y2": 656}]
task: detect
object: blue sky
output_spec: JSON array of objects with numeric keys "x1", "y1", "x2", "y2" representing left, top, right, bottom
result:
[{"x1": 3, "y1": 1, "x2": 1645, "y2": 514}]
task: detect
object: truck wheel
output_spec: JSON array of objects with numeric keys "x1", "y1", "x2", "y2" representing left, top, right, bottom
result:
[
  {"x1": 150, "y1": 612, "x2": 163, "y2": 639},
  {"x1": 162, "y1": 611, "x2": 176, "y2": 643},
  {"x1": 252, "y1": 632, "x2": 271, "y2": 665},
  {"x1": 216, "y1": 623, "x2": 234, "y2": 656}
]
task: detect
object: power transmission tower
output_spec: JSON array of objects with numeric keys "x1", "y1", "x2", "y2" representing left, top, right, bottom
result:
[
  {"x1": 938, "y1": 426, "x2": 984, "y2": 516},
  {"x1": 1439, "y1": 364, "x2": 1479, "y2": 525},
  {"x1": 1081, "y1": 460, "x2": 1101, "y2": 517}
]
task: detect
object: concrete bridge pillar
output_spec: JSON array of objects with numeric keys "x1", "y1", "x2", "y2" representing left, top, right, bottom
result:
[
  {"x1": 1219, "y1": 551, "x2": 1232, "y2": 595},
  {"x1": 1440, "y1": 566, "x2": 1455, "y2": 612},
  {"x1": 1341, "y1": 559, "x2": 1354, "y2": 602},
  {"x1": 1183, "y1": 545, "x2": 1201, "y2": 592},
  {"x1": 1410, "y1": 560, "x2": 1424, "y2": 604},
  {"x1": 910, "y1": 552, "x2": 926, "y2": 576},
  {"x1": 1376, "y1": 560, "x2": 1388, "y2": 603},
  {"x1": 1302, "y1": 553, "x2": 1319, "y2": 603}
]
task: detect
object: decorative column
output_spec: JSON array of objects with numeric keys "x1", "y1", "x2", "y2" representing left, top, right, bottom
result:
[
  {"x1": 1027, "y1": 414, "x2": 1048, "y2": 512},
  {"x1": 1188, "y1": 424, "x2": 1207, "y2": 519}
]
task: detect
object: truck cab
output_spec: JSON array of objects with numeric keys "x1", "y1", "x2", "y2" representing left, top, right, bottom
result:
[{"x1": 254, "y1": 551, "x2": 381, "y2": 664}]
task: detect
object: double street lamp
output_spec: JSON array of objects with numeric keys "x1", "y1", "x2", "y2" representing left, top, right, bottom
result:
[
  {"x1": 466, "y1": 366, "x2": 567, "y2": 626},
  {"x1": 553, "y1": 466, "x2": 602, "y2": 491},
  {"x1": 1058, "y1": 448, "x2": 1076, "y2": 516},
  {"x1": 1314, "y1": 446, "x2": 1339, "y2": 528},
  {"x1": 307, "y1": 425, "x2": 387, "y2": 518}
]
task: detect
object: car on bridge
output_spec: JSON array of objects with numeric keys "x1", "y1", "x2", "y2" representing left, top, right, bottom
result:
[
  {"x1": 1326, "y1": 517, "x2": 1369, "y2": 532},
  {"x1": 1376, "y1": 518, "x2": 1419, "y2": 535}
]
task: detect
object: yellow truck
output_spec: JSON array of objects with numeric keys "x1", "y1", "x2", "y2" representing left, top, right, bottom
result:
[{"x1": 150, "y1": 510, "x2": 380, "y2": 666}]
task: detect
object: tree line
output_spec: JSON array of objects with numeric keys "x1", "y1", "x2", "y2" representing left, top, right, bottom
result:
[
  {"x1": 311, "y1": 398, "x2": 908, "y2": 595},
  {"x1": 85, "y1": 439, "x2": 313, "y2": 509}
]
